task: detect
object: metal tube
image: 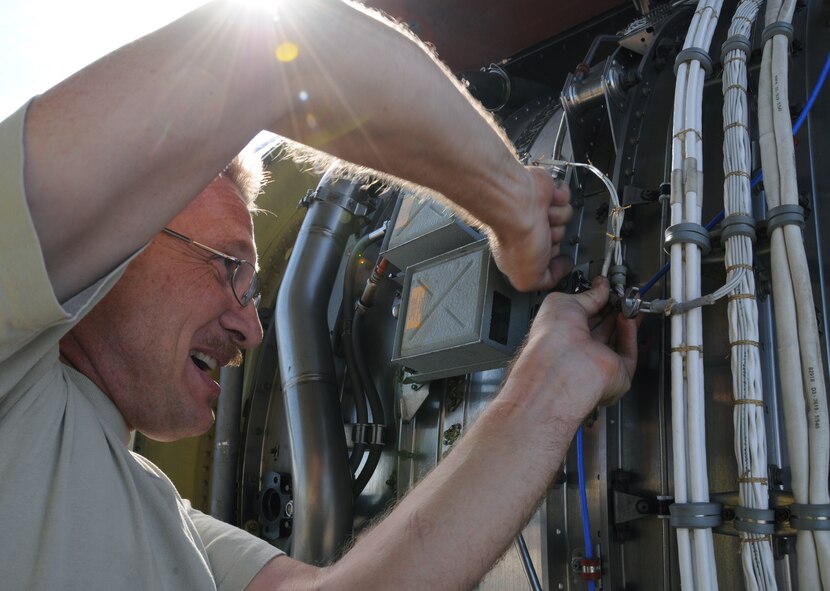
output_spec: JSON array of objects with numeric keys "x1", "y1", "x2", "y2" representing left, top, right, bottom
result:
[
  {"x1": 515, "y1": 532, "x2": 543, "y2": 591},
  {"x1": 275, "y1": 171, "x2": 361, "y2": 564},
  {"x1": 209, "y1": 365, "x2": 243, "y2": 523}
]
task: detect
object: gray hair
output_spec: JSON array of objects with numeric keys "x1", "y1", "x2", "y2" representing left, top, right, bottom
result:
[{"x1": 222, "y1": 151, "x2": 267, "y2": 209}]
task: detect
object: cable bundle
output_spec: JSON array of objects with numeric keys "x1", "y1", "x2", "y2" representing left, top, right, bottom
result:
[
  {"x1": 669, "y1": 1, "x2": 723, "y2": 588},
  {"x1": 758, "y1": 0, "x2": 830, "y2": 588},
  {"x1": 720, "y1": 1, "x2": 778, "y2": 588}
]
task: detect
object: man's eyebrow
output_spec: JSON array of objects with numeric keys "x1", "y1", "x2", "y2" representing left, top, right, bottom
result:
[{"x1": 226, "y1": 239, "x2": 257, "y2": 260}]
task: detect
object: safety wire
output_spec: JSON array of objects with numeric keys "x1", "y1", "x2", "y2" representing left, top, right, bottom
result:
[
  {"x1": 758, "y1": 0, "x2": 830, "y2": 586},
  {"x1": 533, "y1": 158, "x2": 626, "y2": 283},
  {"x1": 721, "y1": 1, "x2": 777, "y2": 587}
]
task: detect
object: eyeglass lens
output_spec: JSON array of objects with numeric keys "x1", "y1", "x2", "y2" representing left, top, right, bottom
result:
[{"x1": 233, "y1": 262, "x2": 259, "y2": 306}]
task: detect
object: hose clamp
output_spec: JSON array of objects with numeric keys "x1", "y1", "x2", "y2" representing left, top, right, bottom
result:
[
  {"x1": 674, "y1": 47, "x2": 713, "y2": 78},
  {"x1": 664, "y1": 222, "x2": 712, "y2": 255},
  {"x1": 766, "y1": 204, "x2": 805, "y2": 235}
]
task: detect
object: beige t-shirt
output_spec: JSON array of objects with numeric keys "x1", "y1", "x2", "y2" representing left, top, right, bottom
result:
[{"x1": 0, "y1": 102, "x2": 282, "y2": 590}]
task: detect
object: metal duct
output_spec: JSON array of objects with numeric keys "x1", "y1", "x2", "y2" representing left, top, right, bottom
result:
[{"x1": 275, "y1": 170, "x2": 363, "y2": 564}]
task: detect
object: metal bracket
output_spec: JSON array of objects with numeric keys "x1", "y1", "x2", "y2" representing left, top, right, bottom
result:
[
  {"x1": 399, "y1": 381, "x2": 431, "y2": 423},
  {"x1": 259, "y1": 471, "x2": 294, "y2": 540}
]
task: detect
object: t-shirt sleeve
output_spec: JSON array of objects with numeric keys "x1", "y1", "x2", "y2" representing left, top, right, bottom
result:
[
  {"x1": 186, "y1": 504, "x2": 284, "y2": 591},
  {"x1": 0, "y1": 101, "x2": 68, "y2": 361},
  {"x1": 0, "y1": 101, "x2": 141, "y2": 406}
]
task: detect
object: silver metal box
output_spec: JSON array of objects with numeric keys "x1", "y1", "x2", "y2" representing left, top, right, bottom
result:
[{"x1": 391, "y1": 240, "x2": 529, "y2": 382}]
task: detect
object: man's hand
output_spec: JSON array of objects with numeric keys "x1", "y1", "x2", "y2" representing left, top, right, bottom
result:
[
  {"x1": 489, "y1": 166, "x2": 573, "y2": 292},
  {"x1": 510, "y1": 276, "x2": 638, "y2": 419}
]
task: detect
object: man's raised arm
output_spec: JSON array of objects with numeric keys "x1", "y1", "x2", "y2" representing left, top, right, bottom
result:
[{"x1": 23, "y1": 0, "x2": 569, "y2": 301}]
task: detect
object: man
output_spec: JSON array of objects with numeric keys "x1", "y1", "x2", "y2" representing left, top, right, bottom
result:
[{"x1": 0, "y1": 1, "x2": 637, "y2": 589}]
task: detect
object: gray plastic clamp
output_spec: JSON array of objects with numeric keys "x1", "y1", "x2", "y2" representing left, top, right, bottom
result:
[
  {"x1": 721, "y1": 34, "x2": 752, "y2": 60},
  {"x1": 790, "y1": 503, "x2": 830, "y2": 531},
  {"x1": 734, "y1": 506, "x2": 776, "y2": 535},
  {"x1": 721, "y1": 214, "x2": 757, "y2": 244},
  {"x1": 665, "y1": 222, "x2": 712, "y2": 255},
  {"x1": 762, "y1": 21, "x2": 794, "y2": 46},
  {"x1": 766, "y1": 204, "x2": 805, "y2": 235},
  {"x1": 674, "y1": 47, "x2": 714, "y2": 78},
  {"x1": 669, "y1": 502, "x2": 723, "y2": 529}
]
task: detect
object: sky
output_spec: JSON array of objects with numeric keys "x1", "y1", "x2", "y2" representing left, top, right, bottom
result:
[{"x1": 0, "y1": 0, "x2": 206, "y2": 120}]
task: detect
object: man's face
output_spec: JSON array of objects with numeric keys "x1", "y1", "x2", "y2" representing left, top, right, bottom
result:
[{"x1": 63, "y1": 177, "x2": 263, "y2": 441}]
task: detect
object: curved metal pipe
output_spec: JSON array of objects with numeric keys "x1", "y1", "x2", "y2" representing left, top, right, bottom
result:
[{"x1": 275, "y1": 170, "x2": 362, "y2": 564}]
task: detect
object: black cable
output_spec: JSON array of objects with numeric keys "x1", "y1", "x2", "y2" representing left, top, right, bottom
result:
[
  {"x1": 351, "y1": 310, "x2": 385, "y2": 496},
  {"x1": 342, "y1": 232, "x2": 376, "y2": 473}
]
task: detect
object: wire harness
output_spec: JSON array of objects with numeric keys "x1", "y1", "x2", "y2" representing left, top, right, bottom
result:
[
  {"x1": 668, "y1": 1, "x2": 724, "y2": 588},
  {"x1": 720, "y1": 1, "x2": 777, "y2": 587},
  {"x1": 758, "y1": 0, "x2": 830, "y2": 587}
]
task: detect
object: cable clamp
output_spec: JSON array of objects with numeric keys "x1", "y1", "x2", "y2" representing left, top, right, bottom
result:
[
  {"x1": 734, "y1": 506, "x2": 776, "y2": 535},
  {"x1": 350, "y1": 423, "x2": 388, "y2": 447},
  {"x1": 608, "y1": 265, "x2": 628, "y2": 289},
  {"x1": 577, "y1": 557, "x2": 601, "y2": 581},
  {"x1": 313, "y1": 185, "x2": 371, "y2": 217},
  {"x1": 664, "y1": 222, "x2": 711, "y2": 255},
  {"x1": 674, "y1": 47, "x2": 713, "y2": 78},
  {"x1": 766, "y1": 204, "x2": 805, "y2": 235},
  {"x1": 669, "y1": 502, "x2": 723, "y2": 529},
  {"x1": 721, "y1": 34, "x2": 752, "y2": 60},
  {"x1": 721, "y1": 213, "x2": 757, "y2": 244},
  {"x1": 790, "y1": 503, "x2": 830, "y2": 531},
  {"x1": 761, "y1": 21, "x2": 794, "y2": 46}
]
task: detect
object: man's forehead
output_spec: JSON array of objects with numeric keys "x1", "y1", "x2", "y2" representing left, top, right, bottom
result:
[{"x1": 178, "y1": 180, "x2": 257, "y2": 258}]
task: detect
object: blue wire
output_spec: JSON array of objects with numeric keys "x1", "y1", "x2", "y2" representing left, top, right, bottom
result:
[
  {"x1": 639, "y1": 48, "x2": 830, "y2": 297},
  {"x1": 576, "y1": 426, "x2": 596, "y2": 591}
]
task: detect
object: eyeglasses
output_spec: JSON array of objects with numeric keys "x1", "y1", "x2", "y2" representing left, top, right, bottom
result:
[{"x1": 162, "y1": 227, "x2": 261, "y2": 308}]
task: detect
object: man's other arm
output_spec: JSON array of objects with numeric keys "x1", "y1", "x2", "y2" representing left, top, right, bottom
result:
[{"x1": 246, "y1": 279, "x2": 637, "y2": 591}]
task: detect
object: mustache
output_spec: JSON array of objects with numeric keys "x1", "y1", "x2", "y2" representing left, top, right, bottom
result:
[{"x1": 201, "y1": 335, "x2": 243, "y2": 368}]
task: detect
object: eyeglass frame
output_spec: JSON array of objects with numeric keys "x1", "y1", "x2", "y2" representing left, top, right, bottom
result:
[{"x1": 161, "y1": 227, "x2": 261, "y2": 308}]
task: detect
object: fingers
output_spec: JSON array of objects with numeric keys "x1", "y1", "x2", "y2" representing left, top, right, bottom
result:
[
  {"x1": 548, "y1": 203, "x2": 572, "y2": 227},
  {"x1": 614, "y1": 313, "x2": 639, "y2": 377},
  {"x1": 548, "y1": 254, "x2": 573, "y2": 287},
  {"x1": 570, "y1": 276, "x2": 610, "y2": 317}
]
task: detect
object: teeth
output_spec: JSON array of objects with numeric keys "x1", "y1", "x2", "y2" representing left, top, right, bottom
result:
[{"x1": 190, "y1": 351, "x2": 218, "y2": 371}]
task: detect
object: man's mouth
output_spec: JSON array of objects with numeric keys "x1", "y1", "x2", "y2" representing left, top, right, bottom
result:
[{"x1": 190, "y1": 350, "x2": 218, "y2": 372}]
